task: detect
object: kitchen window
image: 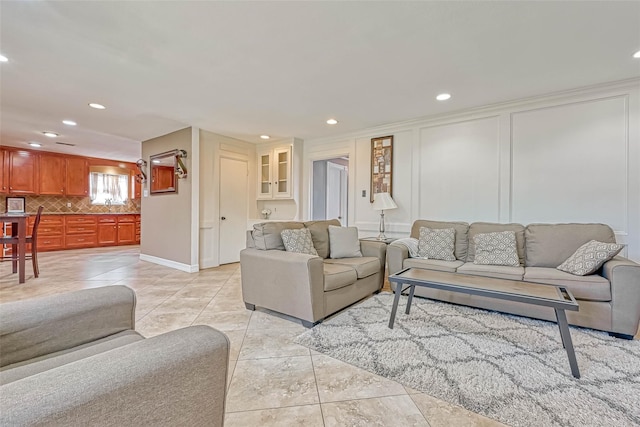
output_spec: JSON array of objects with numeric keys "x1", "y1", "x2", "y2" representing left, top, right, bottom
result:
[{"x1": 89, "y1": 172, "x2": 129, "y2": 205}]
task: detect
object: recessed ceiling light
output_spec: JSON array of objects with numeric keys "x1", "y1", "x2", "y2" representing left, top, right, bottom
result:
[
  {"x1": 89, "y1": 103, "x2": 106, "y2": 109},
  {"x1": 29, "y1": 143, "x2": 42, "y2": 148},
  {"x1": 633, "y1": 50, "x2": 640, "y2": 59},
  {"x1": 42, "y1": 132, "x2": 58, "y2": 138},
  {"x1": 152, "y1": 159, "x2": 161, "y2": 164},
  {"x1": 0, "y1": 54, "x2": 8, "y2": 62},
  {"x1": 436, "y1": 93, "x2": 451, "y2": 101},
  {"x1": 62, "y1": 120, "x2": 77, "y2": 126},
  {"x1": 326, "y1": 119, "x2": 338, "y2": 125},
  {"x1": 260, "y1": 135, "x2": 270, "y2": 140}
]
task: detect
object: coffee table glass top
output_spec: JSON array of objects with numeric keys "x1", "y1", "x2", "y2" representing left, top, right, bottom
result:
[{"x1": 392, "y1": 268, "x2": 574, "y2": 304}]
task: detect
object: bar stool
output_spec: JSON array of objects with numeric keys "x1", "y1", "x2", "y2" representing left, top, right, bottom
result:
[{"x1": 1, "y1": 206, "x2": 43, "y2": 278}]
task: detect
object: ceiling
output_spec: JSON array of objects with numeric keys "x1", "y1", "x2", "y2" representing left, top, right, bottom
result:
[{"x1": 1, "y1": 1, "x2": 639, "y2": 162}]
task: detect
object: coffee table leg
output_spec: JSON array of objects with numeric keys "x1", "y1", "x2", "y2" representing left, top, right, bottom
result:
[
  {"x1": 555, "y1": 308, "x2": 580, "y2": 379},
  {"x1": 388, "y1": 282, "x2": 403, "y2": 329},
  {"x1": 406, "y1": 285, "x2": 415, "y2": 314}
]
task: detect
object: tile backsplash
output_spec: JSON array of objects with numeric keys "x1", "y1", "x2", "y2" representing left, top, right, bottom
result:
[{"x1": 1, "y1": 195, "x2": 141, "y2": 214}]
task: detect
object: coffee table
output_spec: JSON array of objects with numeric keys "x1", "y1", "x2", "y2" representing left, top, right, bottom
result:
[{"x1": 387, "y1": 268, "x2": 581, "y2": 378}]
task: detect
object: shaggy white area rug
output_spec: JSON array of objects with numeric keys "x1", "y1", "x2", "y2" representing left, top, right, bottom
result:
[{"x1": 295, "y1": 292, "x2": 640, "y2": 427}]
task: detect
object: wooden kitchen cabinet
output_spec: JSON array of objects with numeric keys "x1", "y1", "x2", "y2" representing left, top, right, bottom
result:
[
  {"x1": 97, "y1": 216, "x2": 118, "y2": 246},
  {"x1": 117, "y1": 215, "x2": 136, "y2": 244},
  {"x1": 32, "y1": 215, "x2": 64, "y2": 251},
  {"x1": 8, "y1": 149, "x2": 38, "y2": 195},
  {"x1": 38, "y1": 154, "x2": 66, "y2": 195},
  {"x1": 65, "y1": 216, "x2": 98, "y2": 249},
  {"x1": 65, "y1": 157, "x2": 89, "y2": 196},
  {"x1": 0, "y1": 149, "x2": 8, "y2": 194}
]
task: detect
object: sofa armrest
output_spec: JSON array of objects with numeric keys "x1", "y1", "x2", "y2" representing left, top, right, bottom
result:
[
  {"x1": 240, "y1": 248, "x2": 325, "y2": 323},
  {"x1": 602, "y1": 256, "x2": 640, "y2": 335},
  {"x1": 0, "y1": 286, "x2": 136, "y2": 367},
  {"x1": 0, "y1": 325, "x2": 229, "y2": 426},
  {"x1": 360, "y1": 240, "x2": 387, "y2": 263},
  {"x1": 387, "y1": 244, "x2": 409, "y2": 276}
]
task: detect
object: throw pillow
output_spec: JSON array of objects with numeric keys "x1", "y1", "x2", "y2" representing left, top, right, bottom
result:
[
  {"x1": 328, "y1": 225, "x2": 363, "y2": 258},
  {"x1": 473, "y1": 231, "x2": 520, "y2": 266},
  {"x1": 280, "y1": 228, "x2": 318, "y2": 256},
  {"x1": 417, "y1": 227, "x2": 456, "y2": 261},
  {"x1": 557, "y1": 240, "x2": 623, "y2": 276}
]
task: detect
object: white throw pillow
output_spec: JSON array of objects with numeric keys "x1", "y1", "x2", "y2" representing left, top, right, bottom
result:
[
  {"x1": 281, "y1": 228, "x2": 318, "y2": 256},
  {"x1": 557, "y1": 240, "x2": 623, "y2": 276},
  {"x1": 473, "y1": 231, "x2": 520, "y2": 266},
  {"x1": 328, "y1": 225, "x2": 363, "y2": 258},
  {"x1": 417, "y1": 227, "x2": 456, "y2": 261}
]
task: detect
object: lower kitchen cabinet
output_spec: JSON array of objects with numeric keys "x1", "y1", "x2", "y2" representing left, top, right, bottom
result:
[{"x1": 2, "y1": 214, "x2": 140, "y2": 253}]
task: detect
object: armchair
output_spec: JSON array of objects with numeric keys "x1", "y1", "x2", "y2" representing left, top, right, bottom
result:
[{"x1": 0, "y1": 286, "x2": 229, "y2": 426}]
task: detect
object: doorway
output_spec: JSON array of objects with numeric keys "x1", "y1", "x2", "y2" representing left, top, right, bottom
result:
[
  {"x1": 219, "y1": 157, "x2": 248, "y2": 264},
  {"x1": 312, "y1": 157, "x2": 348, "y2": 224}
]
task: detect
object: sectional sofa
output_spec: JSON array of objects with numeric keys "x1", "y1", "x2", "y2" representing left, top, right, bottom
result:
[
  {"x1": 241, "y1": 219, "x2": 387, "y2": 327},
  {"x1": 387, "y1": 220, "x2": 640, "y2": 338}
]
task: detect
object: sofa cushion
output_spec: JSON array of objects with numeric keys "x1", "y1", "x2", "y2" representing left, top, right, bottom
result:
[
  {"x1": 252, "y1": 222, "x2": 304, "y2": 250},
  {"x1": 325, "y1": 257, "x2": 380, "y2": 279},
  {"x1": 417, "y1": 227, "x2": 456, "y2": 261},
  {"x1": 467, "y1": 222, "x2": 525, "y2": 265},
  {"x1": 328, "y1": 226, "x2": 362, "y2": 258},
  {"x1": 403, "y1": 258, "x2": 464, "y2": 273},
  {"x1": 411, "y1": 220, "x2": 469, "y2": 260},
  {"x1": 524, "y1": 267, "x2": 611, "y2": 302},
  {"x1": 557, "y1": 240, "x2": 623, "y2": 276},
  {"x1": 473, "y1": 231, "x2": 520, "y2": 267},
  {"x1": 281, "y1": 228, "x2": 318, "y2": 256},
  {"x1": 457, "y1": 262, "x2": 524, "y2": 281},
  {"x1": 0, "y1": 330, "x2": 143, "y2": 385},
  {"x1": 323, "y1": 263, "x2": 358, "y2": 291},
  {"x1": 525, "y1": 223, "x2": 616, "y2": 268},
  {"x1": 304, "y1": 219, "x2": 342, "y2": 259}
]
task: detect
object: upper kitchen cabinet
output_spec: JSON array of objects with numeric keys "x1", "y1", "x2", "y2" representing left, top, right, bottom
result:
[
  {"x1": 8, "y1": 149, "x2": 38, "y2": 195},
  {"x1": 39, "y1": 153, "x2": 66, "y2": 195},
  {"x1": 256, "y1": 145, "x2": 292, "y2": 199},
  {"x1": 0, "y1": 148, "x2": 8, "y2": 194},
  {"x1": 65, "y1": 157, "x2": 89, "y2": 196}
]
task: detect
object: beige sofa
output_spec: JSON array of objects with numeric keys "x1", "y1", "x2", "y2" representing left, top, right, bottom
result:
[
  {"x1": 0, "y1": 286, "x2": 229, "y2": 426},
  {"x1": 387, "y1": 220, "x2": 640, "y2": 338},
  {"x1": 241, "y1": 219, "x2": 387, "y2": 327}
]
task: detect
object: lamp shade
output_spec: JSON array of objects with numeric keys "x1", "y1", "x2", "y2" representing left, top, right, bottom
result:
[{"x1": 372, "y1": 192, "x2": 398, "y2": 211}]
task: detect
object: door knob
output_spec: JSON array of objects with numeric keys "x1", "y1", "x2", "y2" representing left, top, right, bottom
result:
[{"x1": 221, "y1": 217, "x2": 226, "y2": 220}]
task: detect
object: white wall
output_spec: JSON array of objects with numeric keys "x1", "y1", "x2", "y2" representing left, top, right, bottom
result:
[{"x1": 303, "y1": 79, "x2": 640, "y2": 261}]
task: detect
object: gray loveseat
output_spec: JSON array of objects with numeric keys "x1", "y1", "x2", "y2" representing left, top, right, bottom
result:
[
  {"x1": 241, "y1": 219, "x2": 387, "y2": 327},
  {"x1": 0, "y1": 286, "x2": 229, "y2": 426},
  {"x1": 387, "y1": 220, "x2": 640, "y2": 338}
]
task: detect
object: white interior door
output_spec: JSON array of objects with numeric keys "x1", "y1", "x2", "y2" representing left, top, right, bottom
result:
[
  {"x1": 219, "y1": 157, "x2": 248, "y2": 264},
  {"x1": 326, "y1": 162, "x2": 348, "y2": 224}
]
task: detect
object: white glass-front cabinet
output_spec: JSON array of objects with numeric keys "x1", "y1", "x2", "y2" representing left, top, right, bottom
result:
[{"x1": 257, "y1": 145, "x2": 292, "y2": 199}]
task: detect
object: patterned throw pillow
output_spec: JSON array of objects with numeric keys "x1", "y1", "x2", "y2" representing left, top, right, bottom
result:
[
  {"x1": 557, "y1": 240, "x2": 623, "y2": 276},
  {"x1": 281, "y1": 228, "x2": 318, "y2": 256},
  {"x1": 473, "y1": 231, "x2": 519, "y2": 266},
  {"x1": 417, "y1": 227, "x2": 456, "y2": 261}
]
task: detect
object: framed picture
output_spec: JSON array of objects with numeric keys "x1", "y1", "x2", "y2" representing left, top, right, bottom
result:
[
  {"x1": 6, "y1": 197, "x2": 26, "y2": 213},
  {"x1": 370, "y1": 135, "x2": 393, "y2": 202}
]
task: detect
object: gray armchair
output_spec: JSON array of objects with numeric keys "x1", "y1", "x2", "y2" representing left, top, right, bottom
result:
[{"x1": 0, "y1": 286, "x2": 229, "y2": 426}]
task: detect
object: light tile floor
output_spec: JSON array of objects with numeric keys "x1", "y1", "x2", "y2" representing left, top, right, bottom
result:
[{"x1": 0, "y1": 246, "x2": 508, "y2": 426}]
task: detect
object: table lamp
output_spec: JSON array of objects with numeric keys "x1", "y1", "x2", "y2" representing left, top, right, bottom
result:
[{"x1": 371, "y1": 192, "x2": 397, "y2": 240}]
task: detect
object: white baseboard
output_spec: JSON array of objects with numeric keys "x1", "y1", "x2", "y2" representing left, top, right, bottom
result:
[{"x1": 139, "y1": 253, "x2": 199, "y2": 273}]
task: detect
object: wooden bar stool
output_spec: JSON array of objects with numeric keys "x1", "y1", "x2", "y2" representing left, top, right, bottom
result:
[{"x1": 1, "y1": 206, "x2": 44, "y2": 278}]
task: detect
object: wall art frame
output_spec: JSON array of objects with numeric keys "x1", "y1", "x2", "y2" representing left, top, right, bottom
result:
[
  {"x1": 370, "y1": 135, "x2": 393, "y2": 202},
  {"x1": 6, "y1": 196, "x2": 26, "y2": 213}
]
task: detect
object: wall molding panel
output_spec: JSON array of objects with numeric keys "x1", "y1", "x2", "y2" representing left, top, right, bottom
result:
[{"x1": 303, "y1": 79, "x2": 640, "y2": 260}]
